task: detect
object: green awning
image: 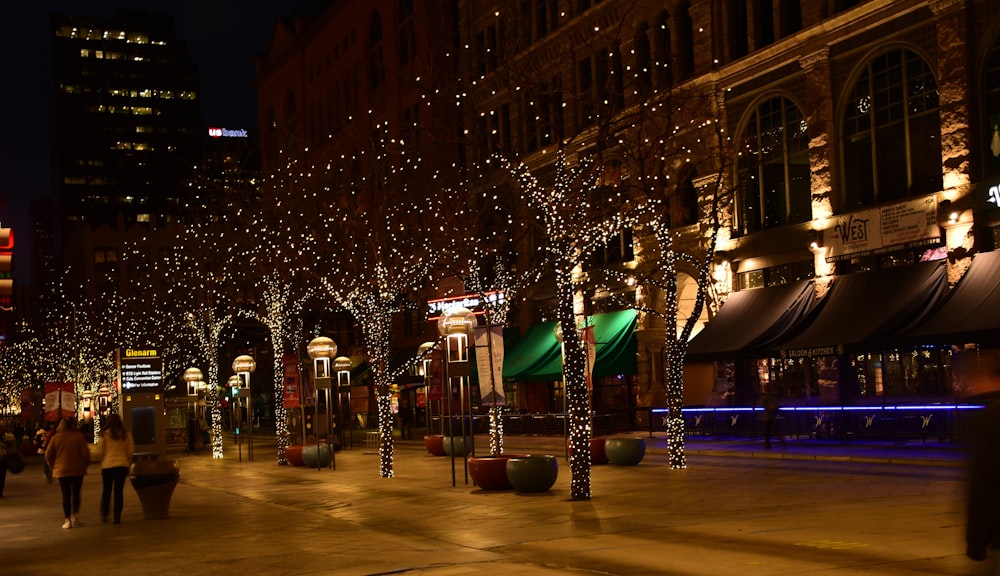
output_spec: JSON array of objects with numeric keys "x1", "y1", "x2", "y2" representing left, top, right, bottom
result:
[
  {"x1": 502, "y1": 320, "x2": 563, "y2": 381},
  {"x1": 590, "y1": 309, "x2": 638, "y2": 377},
  {"x1": 502, "y1": 310, "x2": 638, "y2": 381}
]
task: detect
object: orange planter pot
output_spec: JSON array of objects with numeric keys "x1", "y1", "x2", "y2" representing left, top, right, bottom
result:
[{"x1": 424, "y1": 434, "x2": 446, "y2": 456}]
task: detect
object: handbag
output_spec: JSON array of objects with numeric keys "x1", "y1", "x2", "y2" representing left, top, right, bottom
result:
[{"x1": 6, "y1": 452, "x2": 24, "y2": 474}]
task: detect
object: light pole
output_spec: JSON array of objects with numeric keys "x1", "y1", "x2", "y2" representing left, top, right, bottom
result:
[
  {"x1": 334, "y1": 355, "x2": 353, "y2": 450},
  {"x1": 307, "y1": 337, "x2": 338, "y2": 470},
  {"x1": 183, "y1": 367, "x2": 203, "y2": 454},
  {"x1": 226, "y1": 374, "x2": 243, "y2": 461},
  {"x1": 232, "y1": 355, "x2": 256, "y2": 461},
  {"x1": 418, "y1": 341, "x2": 436, "y2": 435},
  {"x1": 437, "y1": 307, "x2": 476, "y2": 486}
]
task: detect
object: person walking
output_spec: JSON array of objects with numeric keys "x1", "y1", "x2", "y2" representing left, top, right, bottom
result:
[
  {"x1": 0, "y1": 425, "x2": 14, "y2": 496},
  {"x1": 95, "y1": 414, "x2": 134, "y2": 524},
  {"x1": 45, "y1": 418, "x2": 91, "y2": 529},
  {"x1": 761, "y1": 391, "x2": 783, "y2": 450}
]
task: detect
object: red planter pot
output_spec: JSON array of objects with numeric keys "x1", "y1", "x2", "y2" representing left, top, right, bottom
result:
[
  {"x1": 568, "y1": 437, "x2": 609, "y2": 465},
  {"x1": 424, "y1": 434, "x2": 446, "y2": 456},
  {"x1": 286, "y1": 445, "x2": 305, "y2": 466},
  {"x1": 468, "y1": 454, "x2": 529, "y2": 491}
]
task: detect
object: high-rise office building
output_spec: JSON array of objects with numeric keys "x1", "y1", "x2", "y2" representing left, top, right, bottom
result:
[{"x1": 50, "y1": 9, "x2": 202, "y2": 294}]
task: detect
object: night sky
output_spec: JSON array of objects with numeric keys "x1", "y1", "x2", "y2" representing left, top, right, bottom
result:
[{"x1": 0, "y1": 0, "x2": 312, "y2": 282}]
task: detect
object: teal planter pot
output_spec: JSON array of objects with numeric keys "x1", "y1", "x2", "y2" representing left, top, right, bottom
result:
[
  {"x1": 505, "y1": 455, "x2": 558, "y2": 493},
  {"x1": 442, "y1": 436, "x2": 473, "y2": 457},
  {"x1": 605, "y1": 437, "x2": 646, "y2": 466},
  {"x1": 302, "y1": 443, "x2": 333, "y2": 468}
]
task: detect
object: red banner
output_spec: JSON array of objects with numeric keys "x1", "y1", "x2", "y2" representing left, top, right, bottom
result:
[
  {"x1": 282, "y1": 355, "x2": 301, "y2": 409},
  {"x1": 428, "y1": 349, "x2": 443, "y2": 401},
  {"x1": 44, "y1": 382, "x2": 75, "y2": 422},
  {"x1": 20, "y1": 388, "x2": 34, "y2": 421}
]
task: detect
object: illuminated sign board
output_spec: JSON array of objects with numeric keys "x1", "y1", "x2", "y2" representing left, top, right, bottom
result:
[
  {"x1": 208, "y1": 127, "x2": 248, "y2": 138},
  {"x1": 988, "y1": 184, "x2": 1000, "y2": 207},
  {"x1": 120, "y1": 349, "x2": 163, "y2": 393},
  {"x1": 427, "y1": 291, "x2": 505, "y2": 319},
  {"x1": 823, "y1": 196, "x2": 939, "y2": 262}
]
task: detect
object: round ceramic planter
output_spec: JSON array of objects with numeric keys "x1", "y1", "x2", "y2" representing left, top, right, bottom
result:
[
  {"x1": 505, "y1": 454, "x2": 558, "y2": 493},
  {"x1": 424, "y1": 434, "x2": 446, "y2": 456},
  {"x1": 285, "y1": 445, "x2": 305, "y2": 466},
  {"x1": 441, "y1": 436, "x2": 473, "y2": 457},
  {"x1": 468, "y1": 454, "x2": 529, "y2": 490},
  {"x1": 604, "y1": 437, "x2": 646, "y2": 466},
  {"x1": 302, "y1": 443, "x2": 333, "y2": 468}
]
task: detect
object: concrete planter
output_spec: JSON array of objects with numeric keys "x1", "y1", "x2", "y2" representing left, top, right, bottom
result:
[
  {"x1": 605, "y1": 437, "x2": 646, "y2": 466},
  {"x1": 424, "y1": 434, "x2": 446, "y2": 456},
  {"x1": 129, "y1": 455, "x2": 180, "y2": 520},
  {"x1": 505, "y1": 455, "x2": 558, "y2": 493}
]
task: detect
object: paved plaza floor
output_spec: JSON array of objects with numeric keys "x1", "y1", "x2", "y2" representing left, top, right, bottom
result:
[{"x1": 0, "y1": 433, "x2": 981, "y2": 575}]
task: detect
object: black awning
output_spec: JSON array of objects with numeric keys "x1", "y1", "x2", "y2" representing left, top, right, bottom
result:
[
  {"x1": 779, "y1": 260, "x2": 947, "y2": 357},
  {"x1": 686, "y1": 280, "x2": 818, "y2": 360},
  {"x1": 898, "y1": 251, "x2": 1000, "y2": 345}
]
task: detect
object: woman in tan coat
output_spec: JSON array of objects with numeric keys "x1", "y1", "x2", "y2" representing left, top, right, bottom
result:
[
  {"x1": 45, "y1": 418, "x2": 91, "y2": 528},
  {"x1": 96, "y1": 413, "x2": 134, "y2": 524}
]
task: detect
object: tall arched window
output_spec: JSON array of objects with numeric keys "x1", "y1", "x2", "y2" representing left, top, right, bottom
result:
[
  {"x1": 736, "y1": 95, "x2": 810, "y2": 235},
  {"x1": 634, "y1": 22, "x2": 652, "y2": 95},
  {"x1": 654, "y1": 11, "x2": 672, "y2": 89},
  {"x1": 842, "y1": 48, "x2": 941, "y2": 209},
  {"x1": 983, "y1": 36, "x2": 1000, "y2": 177},
  {"x1": 368, "y1": 11, "x2": 385, "y2": 90}
]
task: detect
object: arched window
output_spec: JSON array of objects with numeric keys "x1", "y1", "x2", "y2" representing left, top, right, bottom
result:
[
  {"x1": 284, "y1": 92, "x2": 297, "y2": 149},
  {"x1": 676, "y1": 2, "x2": 695, "y2": 80},
  {"x1": 736, "y1": 95, "x2": 810, "y2": 235},
  {"x1": 983, "y1": 36, "x2": 1000, "y2": 177},
  {"x1": 673, "y1": 171, "x2": 700, "y2": 227},
  {"x1": 368, "y1": 11, "x2": 385, "y2": 90},
  {"x1": 842, "y1": 48, "x2": 941, "y2": 209},
  {"x1": 654, "y1": 11, "x2": 672, "y2": 89},
  {"x1": 634, "y1": 22, "x2": 652, "y2": 95}
]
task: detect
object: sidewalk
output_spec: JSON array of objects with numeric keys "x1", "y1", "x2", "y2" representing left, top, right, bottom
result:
[{"x1": 1, "y1": 432, "x2": 972, "y2": 576}]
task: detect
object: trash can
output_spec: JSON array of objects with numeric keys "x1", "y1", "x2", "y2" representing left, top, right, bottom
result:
[{"x1": 130, "y1": 452, "x2": 180, "y2": 520}]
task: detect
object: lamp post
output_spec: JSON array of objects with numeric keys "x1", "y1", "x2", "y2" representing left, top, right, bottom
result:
[
  {"x1": 232, "y1": 355, "x2": 256, "y2": 461},
  {"x1": 417, "y1": 342, "x2": 436, "y2": 435},
  {"x1": 227, "y1": 374, "x2": 243, "y2": 461},
  {"x1": 437, "y1": 307, "x2": 476, "y2": 486},
  {"x1": 307, "y1": 337, "x2": 338, "y2": 470},
  {"x1": 183, "y1": 367, "x2": 203, "y2": 454},
  {"x1": 334, "y1": 356, "x2": 353, "y2": 450}
]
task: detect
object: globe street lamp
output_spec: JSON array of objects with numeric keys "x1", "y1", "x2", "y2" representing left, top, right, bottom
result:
[
  {"x1": 437, "y1": 306, "x2": 476, "y2": 486},
  {"x1": 334, "y1": 355, "x2": 353, "y2": 449},
  {"x1": 232, "y1": 355, "x2": 256, "y2": 461},
  {"x1": 307, "y1": 337, "x2": 338, "y2": 470}
]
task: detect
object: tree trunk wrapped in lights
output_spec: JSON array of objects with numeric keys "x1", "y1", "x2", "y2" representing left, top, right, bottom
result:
[{"x1": 508, "y1": 152, "x2": 632, "y2": 500}]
